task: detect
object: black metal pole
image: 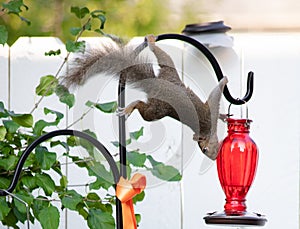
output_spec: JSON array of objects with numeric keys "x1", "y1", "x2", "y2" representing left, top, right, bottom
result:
[
  {"x1": 118, "y1": 79, "x2": 127, "y2": 179},
  {"x1": 117, "y1": 78, "x2": 127, "y2": 229}
]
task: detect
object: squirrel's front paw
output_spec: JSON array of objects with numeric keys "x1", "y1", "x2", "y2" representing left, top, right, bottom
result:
[
  {"x1": 219, "y1": 113, "x2": 228, "y2": 122},
  {"x1": 146, "y1": 34, "x2": 156, "y2": 43},
  {"x1": 146, "y1": 34, "x2": 156, "y2": 50}
]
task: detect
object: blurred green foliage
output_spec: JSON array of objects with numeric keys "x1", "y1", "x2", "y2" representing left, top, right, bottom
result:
[{"x1": 0, "y1": 0, "x2": 206, "y2": 46}]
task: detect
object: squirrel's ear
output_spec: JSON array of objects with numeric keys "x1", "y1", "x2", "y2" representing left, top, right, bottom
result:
[{"x1": 206, "y1": 77, "x2": 228, "y2": 132}]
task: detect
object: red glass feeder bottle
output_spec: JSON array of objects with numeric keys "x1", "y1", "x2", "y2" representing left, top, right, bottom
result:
[{"x1": 204, "y1": 118, "x2": 267, "y2": 226}]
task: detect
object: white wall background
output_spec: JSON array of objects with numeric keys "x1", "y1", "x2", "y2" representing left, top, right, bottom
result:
[{"x1": 0, "y1": 32, "x2": 299, "y2": 229}]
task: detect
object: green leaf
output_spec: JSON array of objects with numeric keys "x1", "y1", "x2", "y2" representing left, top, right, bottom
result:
[
  {"x1": 88, "y1": 162, "x2": 114, "y2": 190},
  {"x1": 0, "y1": 142, "x2": 13, "y2": 156},
  {"x1": 77, "y1": 129, "x2": 97, "y2": 155},
  {"x1": 95, "y1": 101, "x2": 118, "y2": 113},
  {"x1": 70, "y1": 27, "x2": 82, "y2": 36},
  {"x1": 38, "y1": 205, "x2": 59, "y2": 229},
  {"x1": 14, "y1": 191, "x2": 34, "y2": 214},
  {"x1": 86, "y1": 100, "x2": 118, "y2": 113},
  {"x1": 3, "y1": 120, "x2": 19, "y2": 133},
  {"x1": 87, "y1": 209, "x2": 115, "y2": 229},
  {"x1": 89, "y1": 179, "x2": 102, "y2": 190},
  {"x1": 111, "y1": 138, "x2": 131, "y2": 147},
  {"x1": 33, "y1": 120, "x2": 48, "y2": 136},
  {"x1": 21, "y1": 175, "x2": 38, "y2": 190},
  {"x1": 94, "y1": 29, "x2": 105, "y2": 35},
  {"x1": 61, "y1": 190, "x2": 83, "y2": 211},
  {"x1": 32, "y1": 196, "x2": 49, "y2": 220},
  {"x1": 50, "y1": 140, "x2": 70, "y2": 151},
  {"x1": 0, "y1": 197, "x2": 10, "y2": 221},
  {"x1": 85, "y1": 100, "x2": 94, "y2": 107},
  {"x1": 12, "y1": 114, "x2": 33, "y2": 127},
  {"x1": 0, "y1": 155, "x2": 18, "y2": 170},
  {"x1": 71, "y1": 6, "x2": 90, "y2": 19},
  {"x1": 127, "y1": 151, "x2": 146, "y2": 167},
  {"x1": 147, "y1": 155, "x2": 182, "y2": 181},
  {"x1": 44, "y1": 49, "x2": 61, "y2": 56},
  {"x1": 0, "y1": 101, "x2": 8, "y2": 118},
  {"x1": 0, "y1": 25, "x2": 8, "y2": 45},
  {"x1": 83, "y1": 21, "x2": 92, "y2": 31},
  {"x1": 36, "y1": 173, "x2": 56, "y2": 196},
  {"x1": 66, "y1": 136, "x2": 77, "y2": 147},
  {"x1": 35, "y1": 146, "x2": 57, "y2": 170},
  {"x1": 0, "y1": 102, "x2": 4, "y2": 111},
  {"x1": 110, "y1": 141, "x2": 119, "y2": 147},
  {"x1": 9, "y1": 113, "x2": 33, "y2": 128},
  {"x1": 85, "y1": 193, "x2": 112, "y2": 214},
  {"x1": 2, "y1": 209, "x2": 18, "y2": 227},
  {"x1": 0, "y1": 125, "x2": 7, "y2": 140},
  {"x1": 64, "y1": 153, "x2": 90, "y2": 168},
  {"x1": 85, "y1": 192, "x2": 100, "y2": 204},
  {"x1": 33, "y1": 108, "x2": 64, "y2": 135},
  {"x1": 55, "y1": 84, "x2": 75, "y2": 108},
  {"x1": 44, "y1": 107, "x2": 63, "y2": 118},
  {"x1": 66, "y1": 40, "x2": 86, "y2": 53},
  {"x1": 133, "y1": 191, "x2": 145, "y2": 204},
  {"x1": 0, "y1": 177, "x2": 10, "y2": 189},
  {"x1": 88, "y1": 162, "x2": 114, "y2": 184},
  {"x1": 52, "y1": 161, "x2": 62, "y2": 177},
  {"x1": 77, "y1": 203, "x2": 89, "y2": 220},
  {"x1": 4, "y1": 112, "x2": 33, "y2": 127},
  {"x1": 59, "y1": 175, "x2": 68, "y2": 189},
  {"x1": 35, "y1": 75, "x2": 58, "y2": 96},
  {"x1": 130, "y1": 127, "x2": 144, "y2": 140},
  {"x1": 22, "y1": 153, "x2": 35, "y2": 168},
  {"x1": 2, "y1": 0, "x2": 28, "y2": 14},
  {"x1": 135, "y1": 213, "x2": 141, "y2": 225},
  {"x1": 91, "y1": 10, "x2": 106, "y2": 30}
]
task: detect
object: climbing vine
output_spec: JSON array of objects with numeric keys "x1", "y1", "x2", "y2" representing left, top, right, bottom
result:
[{"x1": 0, "y1": 1, "x2": 181, "y2": 228}]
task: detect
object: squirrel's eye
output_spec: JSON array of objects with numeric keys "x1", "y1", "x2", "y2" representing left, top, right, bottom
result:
[{"x1": 202, "y1": 147, "x2": 208, "y2": 153}]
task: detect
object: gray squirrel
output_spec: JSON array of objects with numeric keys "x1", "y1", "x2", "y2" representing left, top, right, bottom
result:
[{"x1": 62, "y1": 34, "x2": 228, "y2": 160}]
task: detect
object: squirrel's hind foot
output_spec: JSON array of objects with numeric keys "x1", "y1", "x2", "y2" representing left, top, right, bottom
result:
[
  {"x1": 116, "y1": 101, "x2": 140, "y2": 120},
  {"x1": 116, "y1": 107, "x2": 130, "y2": 120}
]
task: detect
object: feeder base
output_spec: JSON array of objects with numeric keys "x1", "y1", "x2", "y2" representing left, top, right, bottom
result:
[{"x1": 204, "y1": 211, "x2": 267, "y2": 227}]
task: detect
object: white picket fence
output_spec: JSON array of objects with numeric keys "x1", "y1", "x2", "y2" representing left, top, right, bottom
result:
[{"x1": 0, "y1": 33, "x2": 300, "y2": 229}]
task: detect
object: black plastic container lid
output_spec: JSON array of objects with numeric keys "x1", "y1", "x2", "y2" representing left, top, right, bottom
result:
[{"x1": 182, "y1": 21, "x2": 231, "y2": 34}]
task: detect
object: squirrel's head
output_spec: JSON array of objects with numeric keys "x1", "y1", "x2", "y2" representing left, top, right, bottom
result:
[
  {"x1": 196, "y1": 77, "x2": 228, "y2": 160},
  {"x1": 195, "y1": 133, "x2": 220, "y2": 160}
]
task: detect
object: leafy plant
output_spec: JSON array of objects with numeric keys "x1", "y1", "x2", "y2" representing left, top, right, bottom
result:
[
  {"x1": 0, "y1": 2, "x2": 181, "y2": 228},
  {"x1": 0, "y1": 0, "x2": 30, "y2": 45}
]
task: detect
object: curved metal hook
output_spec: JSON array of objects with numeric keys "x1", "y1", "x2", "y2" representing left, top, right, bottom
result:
[
  {"x1": 0, "y1": 129, "x2": 120, "y2": 196},
  {"x1": 0, "y1": 129, "x2": 123, "y2": 229},
  {"x1": 155, "y1": 33, "x2": 254, "y2": 105},
  {"x1": 227, "y1": 99, "x2": 249, "y2": 119}
]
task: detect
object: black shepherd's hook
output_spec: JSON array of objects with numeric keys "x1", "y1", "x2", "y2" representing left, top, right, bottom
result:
[
  {"x1": 0, "y1": 33, "x2": 253, "y2": 229},
  {"x1": 155, "y1": 33, "x2": 254, "y2": 105},
  {"x1": 118, "y1": 32, "x2": 255, "y2": 195},
  {"x1": 0, "y1": 129, "x2": 123, "y2": 229}
]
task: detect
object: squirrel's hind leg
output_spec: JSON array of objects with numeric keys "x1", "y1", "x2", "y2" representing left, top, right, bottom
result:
[
  {"x1": 117, "y1": 100, "x2": 152, "y2": 120},
  {"x1": 117, "y1": 99, "x2": 171, "y2": 122}
]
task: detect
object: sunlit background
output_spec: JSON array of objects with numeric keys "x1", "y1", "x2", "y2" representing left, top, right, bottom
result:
[{"x1": 2, "y1": 0, "x2": 300, "y2": 45}]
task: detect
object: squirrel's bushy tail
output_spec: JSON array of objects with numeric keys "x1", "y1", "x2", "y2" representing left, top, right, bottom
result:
[{"x1": 62, "y1": 42, "x2": 155, "y2": 88}]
